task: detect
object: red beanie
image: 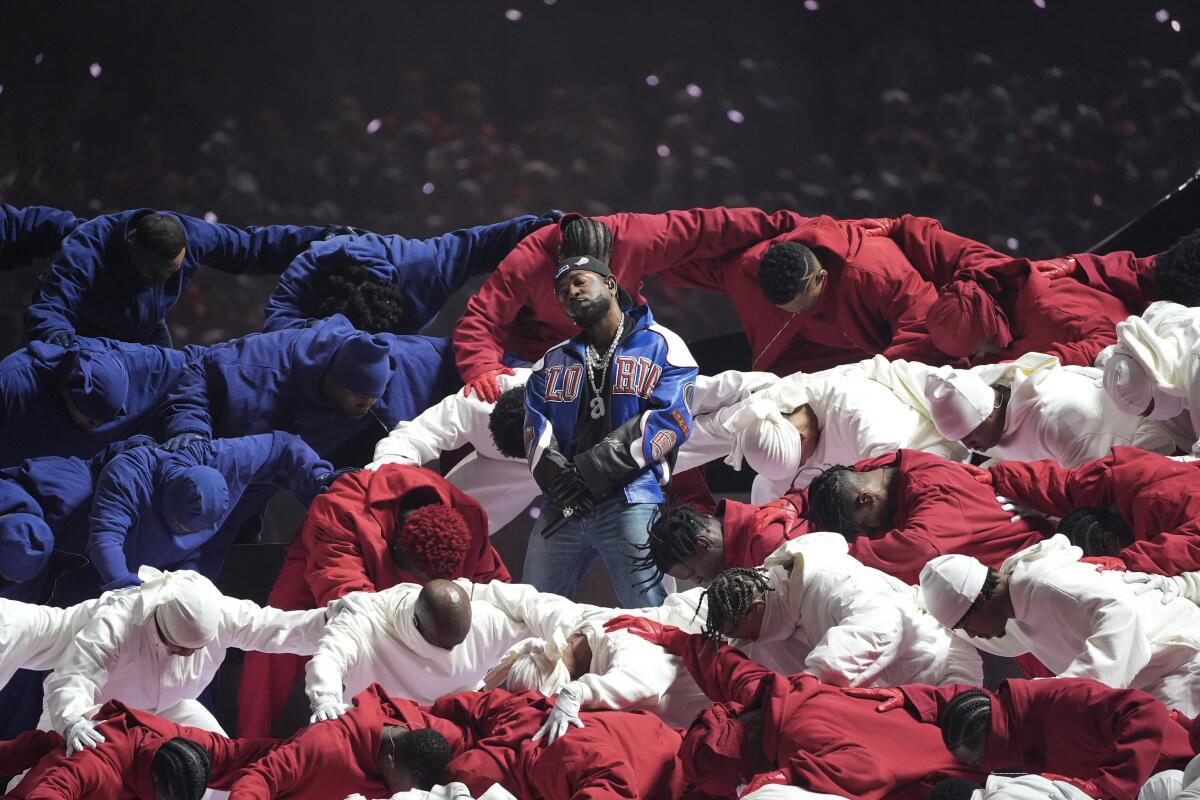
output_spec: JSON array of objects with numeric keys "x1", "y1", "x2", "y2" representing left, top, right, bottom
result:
[
  {"x1": 399, "y1": 504, "x2": 472, "y2": 579},
  {"x1": 927, "y1": 280, "x2": 1013, "y2": 358},
  {"x1": 680, "y1": 702, "x2": 748, "y2": 797}
]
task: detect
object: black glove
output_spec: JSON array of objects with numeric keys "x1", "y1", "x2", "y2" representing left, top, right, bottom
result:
[
  {"x1": 45, "y1": 331, "x2": 76, "y2": 349},
  {"x1": 162, "y1": 432, "x2": 211, "y2": 452},
  {"x1": 322, "y1": 224, "x2": 370, "y2": 240},
  {"x1": 548, "y1": 464, "x2": 596, "y2": 515},
  {"x1": 537, "y1": 209, "x2": 567, "y2": 227},
  {"x1": 317, "y1": 467, "x2": 362, "y2": 492}
]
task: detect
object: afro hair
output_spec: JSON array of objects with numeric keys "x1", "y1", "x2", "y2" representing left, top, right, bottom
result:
[
  {"x1": 757, "y1": 242, "x2": 822, "y2": 305},
  {"x1": 488, "y1": 385, "x2": 528, "y2": 459},
  {"x1": 1154, "y1": 228, "x2": 1200, "y2": 307},
  {"x1": 395, "y1": 727, "x2": 453, "y2": 790},
  {"x1": 315, "y1": 261, "x2": 408, "y2": 333},
  {"x1": 398, "y1": 503, "x2": 473, "y2": 579}
]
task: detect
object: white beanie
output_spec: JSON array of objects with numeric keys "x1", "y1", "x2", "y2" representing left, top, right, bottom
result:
[
  {"x1": 919, "y1": 554, "x2": 989, "y2": 629},
  {"x1": 924, "y1": 372, "x2": 995, "y2": 442},
  {"x1": 136, "y1": 566, "x2": 222, "y2": 649}
]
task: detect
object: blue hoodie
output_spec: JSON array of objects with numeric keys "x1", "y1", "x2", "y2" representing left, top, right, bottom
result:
[
  {"x1": 1, "y1": 204, "x2": 83, "y2": 270},
  {"x1": 160, "y1": 315, "x2": 462, "y2": 459},
  {"x1": 87, "y1": 432, "x2": 332, "y2": 589},
  {"x1": 0, "y1": 337, "x2": 202, "y2": 466},
  {"x1": 24, "y1": 208, "x2": 332, "y2": 345},
  {"x1": 263, "y1": 214, "x2": 547, "y2": 333}
]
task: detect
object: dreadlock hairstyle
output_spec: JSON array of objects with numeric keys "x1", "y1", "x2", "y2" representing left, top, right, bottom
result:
[
  {"x1": 487, "y1": 385, "x2": 528, "y2": 459},
  {"x1": 925, "y1": 777, "x2": 984, "y2": 800},
  {"x1": 314, "y1": 260, "x2": 408, "y2": 333},
  {"x1": 699, "y1": 567, "x2": 774, "y2": 646},
  {"x1": 757, "y1": 242, "x2": 822, "y2": 305},
  {"x1": 630, "y1": 501, "x2": 710, "y2": 592},
  {"x1": 1058, "y1": 506, "x2": 1134, "y2": 558},
  {"x1": 150, "y1": 737, "x2": 213, "y2": 800},
  {"x1": 393, "y1": 727, "x2": 453, "y2": 790},
  {"x1": 938, "y1": 689, "x2": 992, "y2": 755},
  {"x1": 1155, "y1": 228, "x2": 1200, "y2": 307},
  {"x1": 806, "y1": 465, "x2": 865, "y2": 535},
  {"x1": 559, "y1": 217, "x2": 615, "y2": 263}
]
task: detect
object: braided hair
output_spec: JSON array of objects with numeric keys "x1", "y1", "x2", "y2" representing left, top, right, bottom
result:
[
  {"x1": 559, "y1": 217, "x2": 615, "y2": 262},
  {"x1": 630, "y1": 502, "x2": 710, "y2": 592},
  {"x1": 150, "y1": 737, "x2": 212, "y2": 800},
  {"x1": 699, "y1": 567, "x2": 773, "y2": 646},
  {"x1": 1058, "y1": 507, "x2": 1134, "y2": 557},
  {"x1": 957, "y1": 568, "x2": 1001, "y2": 624},
  {"x1": 807, "y1": 465, "x2": 864, "y2": 535},
  {"x1": 938, "y1": 689, "x2": 992, "y2": 755},
  {"x1": 926, "y1": 777, "x2": 985, "y2": 800},
  {"x1": 758, "y1": 242, "x2": 822, "y2": 305},
  {"x1": 315, "y1": 260, "x2": 407, "y2": 333}
]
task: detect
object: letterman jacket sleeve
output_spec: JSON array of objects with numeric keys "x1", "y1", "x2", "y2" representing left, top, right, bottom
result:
[
  {"x1": 525, "y1": 351, "x2": 570, "y2": 495},
  {"x1": 574, "y1": 326, "x2": 698, "y2": 498}
]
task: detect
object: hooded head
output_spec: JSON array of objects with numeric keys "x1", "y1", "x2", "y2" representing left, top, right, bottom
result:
[
  {"x1": 927, "y1": 281, "x2": 1012, "y2": 359},
  {"x1": 328, "y1": 333, "x2": 393, "y2": 398},
  {"x1": 0, "y1": 513, "x2": 54, "y2": 583},
  {"x1": 137, "y1": 567, "x2": 223, "y2": 651},
  {"x1": 724, "y1": 380, "x2": 812, "y2": 481},
  {"x1": 925, "y1": 372, "x2": 996, "y2": 442},
  {"x1": 680, "y1": 703, "x2": 752, "y2": 797},
  {"x1": 1102, "y1": 351, "x2": 1186, "y2": 420},
  {"x1": 488, "y1": 636, "x2": 573, "y2": 696},
  {"x1": 160, "y1": 466, "x2": 229, "y2": 534},
  {"x1": 919, "y1": 554, "x2": 989, "y2": 630},
  {"x1": 63, "y1": 349, "x2": 129, "y2": 423}
]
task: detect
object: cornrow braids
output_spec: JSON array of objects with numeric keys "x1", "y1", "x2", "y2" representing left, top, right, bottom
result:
[
  {"x1": 1058, "y1": 507, "x2": 1134, "y2": 558},
  {"x1": 560, "y1": 217, "x2": 615, "y2": 263},
  {"x1": 758, "y1": 242, "x2": 821, "y2": 305},
  {"x1": 806, "y1": 465, "x2": 863, "y2": 534},
  {"x1": 315, "y1": 260, "x2": 408, "y2": 333},
  {"x1": 630, "y1": 501, "x2": 709, "y2": 592},
  {"x1": 957, "y1": 568, "x2": 1000, "y2": 624},
  {"x1": 150, "y1": 737, "x2": 213, "y2": 800},
  {"x1": 699, "y1": 567, "x2": 773, "y2": 646},
  {"x1": 938, "y1": 689, "x2": 992, "y2": 754}
]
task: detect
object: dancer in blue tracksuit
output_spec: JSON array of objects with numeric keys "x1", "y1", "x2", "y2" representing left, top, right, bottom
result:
[
  {"x1": 0, "y1": 204, "x2": 83, "y2": 270},
  {"x1": 0, "y1": 337, "x2": 201, "y2": 466},
  {"x1": 86, "y1": 432, "x2": 334, "y2": 590},
  {"x1": 158, "y1": 314, "x2": 461, "y2": 461},
  {"x1": 263, "y1": 213, "x2": 555, "y2": 333},
  {"x1": 524, "y1": 255, "x2": 697, "y2": 608},
  {"x1": 24, "y1": 208, "x2": 338, "y2": 346}
]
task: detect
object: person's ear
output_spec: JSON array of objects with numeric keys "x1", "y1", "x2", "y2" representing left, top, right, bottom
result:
[{"x1": 813, "y1": 269, "x2": 828, "y2": 290}]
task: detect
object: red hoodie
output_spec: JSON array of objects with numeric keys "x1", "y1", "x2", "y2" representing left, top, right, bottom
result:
[{"x1": 719, "y1": 496, "x2": 811, "y2": 570}]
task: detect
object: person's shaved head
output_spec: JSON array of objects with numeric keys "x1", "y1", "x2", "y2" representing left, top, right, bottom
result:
[{"x1": 413, "y1": 579, "x2": 472, "y2": 649}]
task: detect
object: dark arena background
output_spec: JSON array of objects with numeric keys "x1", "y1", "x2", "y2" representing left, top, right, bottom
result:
[{"x1": 2, "y1": 0, "x2": 1200, "y2": 779}]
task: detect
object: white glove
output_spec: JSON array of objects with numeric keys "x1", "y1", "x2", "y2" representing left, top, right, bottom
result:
[
  {"x1": 446, "y1": 782, "x2": 474, "y2": 799},
  {"x1": 310, "y1": 701, "x2": 351, "y2": 723},
  {"x1": 1124, "y1": 571, "x2": 1184, "y2": 605},
  {"x1": 531, "y1": 682, "x2": 584, "y2": 745},
  {"x1": 325, "y1": 590, "x2": 374, "y2": 622},
  {"x1": 64, "y1": 717, "x2": 105, "y2": 756},
  {"x1": 995, "y1": 495, "x2": 1044, "y2": 523}
]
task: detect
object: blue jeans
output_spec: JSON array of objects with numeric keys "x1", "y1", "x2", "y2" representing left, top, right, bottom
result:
[{"x1": 522, "y1": 498, "x2": 667, "y2": 608}]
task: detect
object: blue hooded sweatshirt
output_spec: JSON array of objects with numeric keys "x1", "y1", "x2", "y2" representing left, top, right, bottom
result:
[
  {"x1": 263, "y1": 214, "x2": 547, "y2": 333},
  {"x1": 1, "y1": 204, "x2": 84, "y2": 271},
  {"x1": 87, "y1": 432, "x2": 332, "y2": 589},
  {"x1": 160, "y1": 315, "x2": 462, "y2": 459},
  {"x1": 24, "y1": 208, "x2": 332, "y2": 345},
  {"x1": 0, "y1": 337, "x2": 203, "y2": 466}
]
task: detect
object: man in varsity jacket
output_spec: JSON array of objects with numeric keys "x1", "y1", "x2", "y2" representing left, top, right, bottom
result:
[{"x1": 523, "y1": 255, "x2": 697, "y2": 608}]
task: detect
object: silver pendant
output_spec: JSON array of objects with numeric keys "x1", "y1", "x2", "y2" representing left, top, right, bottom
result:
[{"x1": 589, "y1": 396, "x2": 606, "y2": 419}]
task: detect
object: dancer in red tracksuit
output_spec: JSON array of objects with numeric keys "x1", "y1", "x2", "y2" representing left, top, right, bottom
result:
[{"x1": 236, "y1": 464, "x2": 509, "y2": 738}]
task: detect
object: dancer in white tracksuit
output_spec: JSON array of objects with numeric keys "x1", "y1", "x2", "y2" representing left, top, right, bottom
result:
[
  {"x1": 367, "y1": 369, "x2": 777, "y2": 532},
  {"x1": 0, "y1": 594, "x2": 113, "y2": 691},
  {"x1": 921, "y1": 535, "x2": 1200, "y2": 715}
]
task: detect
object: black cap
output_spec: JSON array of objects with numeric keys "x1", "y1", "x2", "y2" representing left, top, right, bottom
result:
[{"x1": 554, "y1": 255, "x2": 633, "y2": 309}]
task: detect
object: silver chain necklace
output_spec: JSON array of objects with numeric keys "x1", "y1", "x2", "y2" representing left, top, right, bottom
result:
[{"x1": 584, "y1": 315, "x2": 625, "y2": 419}]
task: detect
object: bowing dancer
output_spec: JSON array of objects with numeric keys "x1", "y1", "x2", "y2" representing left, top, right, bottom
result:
[
  {"x1": 6, "y1": 701, "x2": 276, "y2": 800},
  {"x1": 920, "y1": 535, "x2": 1200, "y2": 714},
  {"x1": 602, "y1": 615, "x2": 985, "y2": 799},
  {"x1": 42, "y1": 567, "x2": 333, "y2": 743},
  {"x1": 236, "y1": 465, "x2": 509, "y2": 738},
  {"x1": 0, "y1": 204, "x2": 83, "y2": 271},
  {"x1": 925, "y1": 354, "x2": 1176, "y2": 468},
  {"x1": 453, "y1": 208, "x2": 799, "y2": 401},
  {"x1": 849, "y1": 676, "x2": 1195, "y2": 800},
  {"x1": 228, "y1": 684, "x2": 463, "y2": 800},
  {"x1": 24, "y1": 208, "x2": 335, "y2": 346},
  {"x1": 1102, "y1": 301, "x2": 1200, "y2": 456},
  {"x1": 805, "y1": 449, "x2": 1052, "y2": 584},
  {"x1": 986, "y1": 447, "x2": 1200, "y2": 574},
  {"x1": 85, "y1": 432, "x2": 335, "y2": 591},
  {"x1": 263, "y1": 212, "x2": 555, "y2": 332},
  {"x1": 523, "y1": 254, "x2": 696, "y2": 607},
  {"x1": 0, "y1": 337, "x2": 199, "y2": 465}
]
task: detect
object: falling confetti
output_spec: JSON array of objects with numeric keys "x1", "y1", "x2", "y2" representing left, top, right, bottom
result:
[
  {"x1": 422, "y1": 182, "x2": 436, "y2": 195},
  {"x1": 1156, "y1": 8, "x2": 1170, "y2": 22},
  {"x1": 34, "y1": 53, "x2": 44, "y2": 65},
  {"x1": 366, "y1": 118, "x2": 382, "y2": 134},
  {"x1": 505, "y1": 8, "x2": 523, "y2": 21},
  {"x1": 203, "y1": 211, "x2": 219, "y2": 223},
  {"x1": 1006, "y1": 237, "x2": 1020, "y2": 251},
  {"x1": 89, "y1": 63, "x2": 102, "y2": 78},
  {"x1": 656, "y1": 144, "x2": 671, "y2": 158},
  {"x1": 804, "y1": 0, "x2": 819, "y2": 10},
  {"x1": 1032, "y1": 0, "x2": 1045, "y2": 8},
  {"x1": 1171, "y1": 19, "x2": 1182, "y2": 31},
  {"x1": 685, "y1": 83, "x2": 702, "y2": 98},
  {"x1": 645, "y1": 74, "x2": 660, "y2": 87},
  {"x1": 727, "y1": 109, "x2": 745, "y2": 123}
]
